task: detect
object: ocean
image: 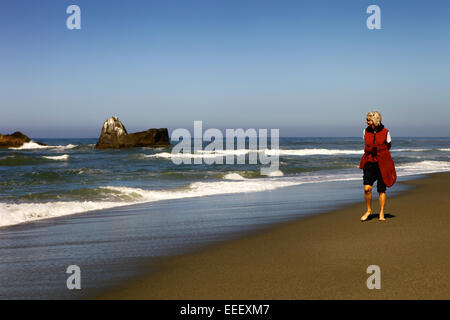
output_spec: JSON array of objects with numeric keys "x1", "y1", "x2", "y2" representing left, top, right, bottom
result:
[
  {"x1": 1, "y1": 137, "x2": 449, "y2": 228},
  {"x1": 0, "y1": 136, "x2": 449, "y2": 298}
]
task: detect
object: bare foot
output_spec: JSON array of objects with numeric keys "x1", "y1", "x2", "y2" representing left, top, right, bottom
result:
[
  {"x1": 379, "y1": 212, "x2": 386, "y2": 221},
  {"x1": 361, "y1": 210, "x2": 372, "y2": 221}
]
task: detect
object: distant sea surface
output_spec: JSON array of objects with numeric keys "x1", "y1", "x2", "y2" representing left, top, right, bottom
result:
[{"x1": 1, "y1": 137, "x2": 449, "y2": 228}]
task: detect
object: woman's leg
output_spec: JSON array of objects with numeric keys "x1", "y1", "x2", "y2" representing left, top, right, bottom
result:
[
  {"x1": 376, "y1": 164, "x2": 387, "y2": 221},
  {"x1": 361, "y1": 185, "x2": 373, "y2": 221},
  {"x1": 379, "y1": 192, "x2": 386, "y2": 220}
]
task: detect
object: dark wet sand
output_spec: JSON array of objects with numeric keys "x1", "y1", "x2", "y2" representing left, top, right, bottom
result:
[{"x1": 97, "y1": 172, "x2": 450, "y2": 299}]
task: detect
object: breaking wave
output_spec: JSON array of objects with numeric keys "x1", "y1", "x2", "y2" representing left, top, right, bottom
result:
[
  {"x1": 396, "y1": 160, "x2": 450, "y2": 175},
  {"x1": 3, "y1": 159, "x2": 450, "y2": 228},
  {"x1": 146, "y1": 148, "x2": 365, "y2": 159},
  {"x1": 9, "y1": 141, "x2": 77, "y2": 150},
  {"x1": 223, "y1": 173, "x2": 246, "y2": 180},
  {"x1": 42, "y1": 154, "x2": 70, "y2": 161}
]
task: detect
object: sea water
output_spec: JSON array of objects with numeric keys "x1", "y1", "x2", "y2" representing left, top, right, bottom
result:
[
  {"x1": 0, "y1": 137, "x2": 449, "y2": 298},
  {"x1": 1, "y1": 137, "x2": 449, "y2": 227}
]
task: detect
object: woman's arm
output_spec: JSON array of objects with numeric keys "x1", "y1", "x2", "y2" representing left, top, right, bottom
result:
[{"x1": 386, "y1": 132, "x2": 392, "y2": 150}]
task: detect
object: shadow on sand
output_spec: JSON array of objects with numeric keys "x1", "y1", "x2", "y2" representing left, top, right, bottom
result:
[{"x1": 364, "y1": 213, "x2": 396, "y2": 221}]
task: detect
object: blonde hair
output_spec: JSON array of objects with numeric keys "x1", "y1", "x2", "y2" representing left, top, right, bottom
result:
[{"x1": 366, "y1": 111, "x2": 382, "y2": 126}]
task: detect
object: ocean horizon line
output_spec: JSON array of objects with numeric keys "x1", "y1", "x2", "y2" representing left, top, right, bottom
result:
[{"x1": 26, "y1": 135, "x2": 450, "y2": 140}]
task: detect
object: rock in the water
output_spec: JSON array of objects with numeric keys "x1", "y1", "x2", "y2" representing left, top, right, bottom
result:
[
  {"x1": 95, "y1": 116, "x2": 170, "y2": 149},
  {"x1": 0, "y1": 131, "x2": 32, "y2": 148}
]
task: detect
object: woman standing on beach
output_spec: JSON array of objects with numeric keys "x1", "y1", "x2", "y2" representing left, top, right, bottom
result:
[{"x1": 360, "y1": 111, "x2": 397, "y2": 221}]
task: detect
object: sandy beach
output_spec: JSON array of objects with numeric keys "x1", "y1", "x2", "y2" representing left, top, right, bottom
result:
[{"x1": 97, "y1": 172, "x2": 450, "y2": 299}]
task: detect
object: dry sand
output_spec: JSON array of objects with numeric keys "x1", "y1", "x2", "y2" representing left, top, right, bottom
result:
[{"x1": 97, "y1": 172, "x2": 450, "y2": 299}]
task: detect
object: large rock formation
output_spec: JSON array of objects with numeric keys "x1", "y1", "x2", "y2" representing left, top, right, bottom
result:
[
  {"x1": 0, "y1": 131, "x2": 41, "y2": 148},
  {"x1": 95, "y1": 116, "x2": 170, "y2": 149}
]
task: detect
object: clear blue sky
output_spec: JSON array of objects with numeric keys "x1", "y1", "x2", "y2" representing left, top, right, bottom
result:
[{"x1": 1, "y1": 0, "x2": 449, "y2": 137}]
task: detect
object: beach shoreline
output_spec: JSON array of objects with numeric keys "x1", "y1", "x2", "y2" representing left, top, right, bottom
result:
[{"x1": 96, "y1": 172, "x2": 450, "y2": 300}]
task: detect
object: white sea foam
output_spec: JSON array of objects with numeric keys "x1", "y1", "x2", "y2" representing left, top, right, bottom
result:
[
  {"x1": 262, "y1": 169, "x2": 284, "y2": 177},
  {"x1": 145, "y1": 152, "x2": 222, "y2": 159},
  {"x1": 396, "y1": 160, "x2": 450, "y2": 175},
  {"x1": 0, "y1": 201, "x2": 122, "y2": 228},
  {"x1": 147, "y1": 148, "x2": 364, "y2": 159},
  {"x1": 264, "y1": 148, "x2": 363, "y2": 156},
  {"x1": 9, "y1": 141, "x2": 77, "y2": 150},
  {"x1": 392, "y1": 148, "x2": 428, "y2": 152},
  {"x1": 197, "y1": 149, "x2": 255, "y2": 156},
  {"x1": 438, "y1": 148, "x2": 450, "y2": 152},
  {"x1": 145, "y1": 150, "x2": 256, "y2": 159},
  {"x1": 223, "y1": 173, "x2": 246, "y2": 180},
  {"x1": 9, "y1": 142, "x2": 53, "y2": 150},
  {"x1": 43, "y1": 154, "x2": 69, "y2": 161}
]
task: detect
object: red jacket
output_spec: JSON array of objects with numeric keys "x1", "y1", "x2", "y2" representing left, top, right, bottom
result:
[{"x1": 359, "y1": 125, "x2": 397, "y2": 187}]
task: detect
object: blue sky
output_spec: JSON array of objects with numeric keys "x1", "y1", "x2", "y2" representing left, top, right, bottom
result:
[{"x1": 1, "y1": 0, "x2": 449, "y2": 137}]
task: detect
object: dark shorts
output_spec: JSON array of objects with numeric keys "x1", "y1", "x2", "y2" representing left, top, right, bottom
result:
[{"x1": 363, "y1": 162, "x2": 386, "y2": 193}]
